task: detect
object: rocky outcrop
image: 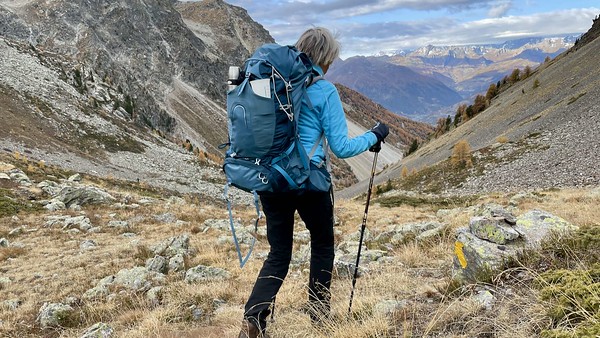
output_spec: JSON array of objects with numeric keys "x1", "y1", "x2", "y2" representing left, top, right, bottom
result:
[
  {"x1": 175, "y1": 0, "x2": 273, "y2": 66},
  {"x1": 453, "y1": 205, "x2": 578, "y2": 281}
]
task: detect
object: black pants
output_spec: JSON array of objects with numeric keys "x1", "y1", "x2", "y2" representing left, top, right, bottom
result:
[{"x1": 244, "y1": 190, "x2": 334, "y2": 330}]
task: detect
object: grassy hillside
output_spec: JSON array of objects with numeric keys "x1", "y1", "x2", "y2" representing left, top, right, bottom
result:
[{"x1": 1, "y1": 152, "x2": 598, "y2": 337}]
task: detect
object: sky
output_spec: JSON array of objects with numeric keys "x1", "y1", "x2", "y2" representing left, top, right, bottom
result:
[{"x1": 223, "y1": 0, "x2": 600, "y2": 59}]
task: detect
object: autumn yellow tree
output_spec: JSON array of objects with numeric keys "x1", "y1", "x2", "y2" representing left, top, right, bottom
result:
[
  {"x1": 401, "y1": 166, "x2": 409, "y2": 178},
  {"x1": 451, "y1": 139, "x2": 473, "y2": 167}
]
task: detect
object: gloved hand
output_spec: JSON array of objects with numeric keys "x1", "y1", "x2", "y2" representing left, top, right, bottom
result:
[
  {"x1": 369, "y1": 141, "x2": 382, "y2": 153},
  {"x1": 369, "y1": 122, "x2": 389, "y2": 152},
  {"x1": 371, "y1": 122, "x2": 389, "y2": 143}
]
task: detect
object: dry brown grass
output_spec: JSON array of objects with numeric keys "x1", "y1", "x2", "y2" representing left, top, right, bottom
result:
[{"x1": 0, "y1": 183, "x2": 599, "y2": 337}]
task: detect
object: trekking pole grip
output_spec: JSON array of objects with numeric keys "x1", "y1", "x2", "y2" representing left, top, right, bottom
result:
[{"x1": 369, "y1": 141, "x2": 382, "y2": 153}]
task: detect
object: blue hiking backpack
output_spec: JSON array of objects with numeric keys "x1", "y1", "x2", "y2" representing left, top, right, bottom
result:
[
  {"x1": 223, "y1": 43, "x2": 316, "y2": 193},
  {"x1": 222, "y1": 44, "x2": 320, "y2": 267}
]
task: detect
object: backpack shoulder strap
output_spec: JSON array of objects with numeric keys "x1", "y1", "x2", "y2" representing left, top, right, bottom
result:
[
  {"x1": 303, "y1": 72, "x2": 323, "y2": 111},
  {"x1": 309, "y1": 75, "x2": 323, "y2": 86}
]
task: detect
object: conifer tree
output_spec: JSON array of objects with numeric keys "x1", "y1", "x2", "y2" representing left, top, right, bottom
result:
[{"x1": 451, "y1": 140, "x2": 473, "y2": 167}]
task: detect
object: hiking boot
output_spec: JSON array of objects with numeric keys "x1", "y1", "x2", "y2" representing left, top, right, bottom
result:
[{"x1": 238, "y1": 319, "x2": 269, "y2": 338}]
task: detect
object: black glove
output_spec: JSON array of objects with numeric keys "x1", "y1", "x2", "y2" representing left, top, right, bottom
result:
[
  {"x1": 369, "y1": 141, "x2": 382, "y2": 153},
  {"x1": 371, "y1": 122, "x2": 389, "y2": 143},
  {"x1": 369, "y1": 122, "x2": 388, "y2": 152}
]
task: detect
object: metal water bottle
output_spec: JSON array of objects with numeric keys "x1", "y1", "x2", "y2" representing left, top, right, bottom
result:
[{"x1": 228, "y1": 66, "x2": 241, "y2": 92}]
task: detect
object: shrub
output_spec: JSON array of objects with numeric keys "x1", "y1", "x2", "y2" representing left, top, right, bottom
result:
[
  {"x1": 401, "y1": 167, "x2": 409, "y2": 178},
  {"x1": 496, "y1": 136, "x2": 509, "y2": 143}
]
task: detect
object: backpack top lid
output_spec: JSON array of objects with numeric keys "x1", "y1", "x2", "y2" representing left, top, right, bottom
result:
[{"x1": 245, "y1": 44, "x2": 313, "y2": 84}]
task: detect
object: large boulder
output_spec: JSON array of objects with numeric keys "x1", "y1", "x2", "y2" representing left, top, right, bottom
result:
[
  {"x1": 54, "y1": 186, "x2": 115, "y2": 207},
  {"x1": 514, "y1": 209, "x2": 578, "y2": 247},
  {"x1": 453, "y1": 207, "x2": 577, "y2": 281}
]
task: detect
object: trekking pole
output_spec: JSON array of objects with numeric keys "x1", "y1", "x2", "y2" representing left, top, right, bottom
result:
[{"x1": 348, "y1": 143, "x2": 380, "y2": 316}]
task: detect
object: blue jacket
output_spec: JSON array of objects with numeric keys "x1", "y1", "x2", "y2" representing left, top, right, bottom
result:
[{"x1": 298, "y1": 65, "x2": 378, "y2": 165}]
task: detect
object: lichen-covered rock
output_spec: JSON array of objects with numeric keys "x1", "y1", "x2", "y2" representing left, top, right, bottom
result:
[
  {"x1": 472, "y1": 290, "x2": 496, "y2": 311},
  {"x1": 416, "y1": 224, "x2": 447, "y2": 242},
  {"x1": 111, "y1": 267, "x2": 166, "y2": 292},
  {"x1": 151, "y1": 234, "x2": 190, "y2": 258},
  {"x1": 9, "y1": 170, "x2": 31, "y2": 186},
  {"x1": 454, "y1": 209, "x2": 577, "y2": 282},
  {"x1": 80, "y1": 240, "x2": 97, "y2": 250},
  {"x1": 514, "y1": 209, "x2": 578, "y2": 247},
  {"x1": 55, "y1": 186, "x2": 115, "y2": 207},
  {"x1": 63, "y1": 216, "x2": 93, "y2": 231},
  {"x1": 453, "y1": 229, "x2": 516, "y2": 281},
  {"x1": 146, "y1": 255, "x2": 168, "y2": 274},
  {"x1": 474, "y1": 204, "x2": 517, "y2": 224},
  {"x1": 2, "y1": 298, "x2": 22, "y2": 311},
  {"x1": 38, "y1": 180, "x2": 62, "y2": 196},
  {"x1": 107, "y1": 220, "x2": 129, "y2": 230},
  {"x1": 80, "y1": 322, "x2": 114, "y2": 338},
  {"x1": 375, "y1": 221, "x2": 444, "y2": 245},
  {"x1": 0, "y1": 276, "x2": 12, "y2": 288},
  {"x1": 146, "y1": 286, "x2": 163, "y2": 307},
  {"x1": 83, "y1": 267, "x2": 166, "y2": 300},
  {"x1": 469, "y1": 216, "x2": 520, "y2": 245},
  {"x1": 374, "y1": 299, "x2": 408, "y2": 317},
  {"x1": 168, "y1": 254, "x2": 186, "y2": 273},
  {"x1": 37, "y1": 302, "x2": 75, "y2": 328},
  {"x1": 184, "y1": 265, "x2": 230, "y2": 283},
  {"x1": 344, "y1": 227, "x2": 372, "y2": 242},
  {"x1": 154, "y1": 212, "x2": 177, "y2": 223}
]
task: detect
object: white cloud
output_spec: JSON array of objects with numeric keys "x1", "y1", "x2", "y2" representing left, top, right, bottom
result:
[
  {"x1": 224, "y1": 1, "x2": 599, "y2": 58},
  {"x1": 488, "y1": 0, "x2": 512, "y2": 18}
]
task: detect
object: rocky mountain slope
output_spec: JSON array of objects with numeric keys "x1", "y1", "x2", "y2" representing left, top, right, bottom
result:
[
  {"x1": 342, "y1": 16, "x2": 600, "y2": 198},
  {"x1": 0, "y1": 0, "x2": 423, "y2": 188},
  {"x1": 0, "y1": 0, "x2": 272, "y2": 153},
  {"x1": 0, "y1": 0, "x2": 261, "y2": 200},
  {"x1": 0, "y1": 0, "x2": 414, "y2": 190}
]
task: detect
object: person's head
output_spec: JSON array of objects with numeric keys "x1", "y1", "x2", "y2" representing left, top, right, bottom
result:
[{"x1": 295, "y1": 27, "x2": 340, "y2": 73}]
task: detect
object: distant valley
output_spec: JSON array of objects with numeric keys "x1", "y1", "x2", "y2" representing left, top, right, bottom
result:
[{"x1": 328, "y1": 35, "x2": 577, "y2": 123}]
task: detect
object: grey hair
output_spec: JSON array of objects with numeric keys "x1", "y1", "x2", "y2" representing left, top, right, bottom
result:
[{"x1": 295, "y1": 27, "x2": 340, "y2": 67}]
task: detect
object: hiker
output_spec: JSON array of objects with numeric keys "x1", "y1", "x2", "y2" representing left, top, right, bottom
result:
[{"x1": 238, "y1": 27, "x2": 389, "y2": 338}]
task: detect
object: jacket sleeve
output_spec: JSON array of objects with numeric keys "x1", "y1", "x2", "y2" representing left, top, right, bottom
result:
[{"x1": 319, "y1": 82, "x2": 379, "y2": 159}]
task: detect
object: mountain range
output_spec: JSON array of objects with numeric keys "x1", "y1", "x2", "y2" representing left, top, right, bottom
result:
[
  {"x1": 341, "y1": 16, "x2": 600, "y2": 197},
  {"x1": 328, "y1": 35, "x2": 577, "y2": 122}
]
